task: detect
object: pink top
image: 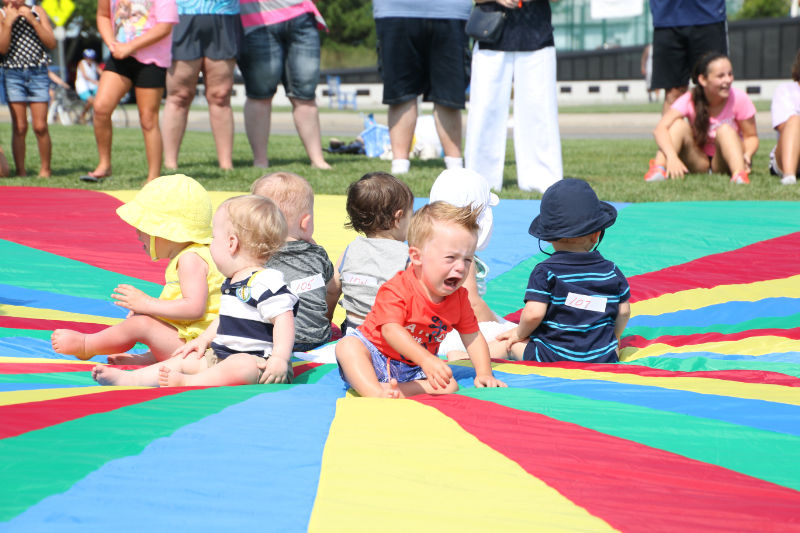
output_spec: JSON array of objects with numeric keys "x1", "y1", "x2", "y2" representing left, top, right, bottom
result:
[
  {"x1": 239, "y1": 0, "x2": 326, "y2": 33},
  {"x1": 671, "y1": 87, "x2": 756, "y2": 157},
  {"x1": 771, "y1": 81, "x2": 800, "y2": 130},
  {"x1": 111, "y1": 0, "x2": 179, "y2": 68}
]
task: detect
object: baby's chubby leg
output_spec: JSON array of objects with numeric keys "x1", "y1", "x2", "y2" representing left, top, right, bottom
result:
[
  {"x1": 93, "y1": 354, "x2": 206, "y2": 387},
  {"x1": 336, "y1": 337, "x2": 401, "y2": 399},
  {"x1": 158, "y1": 353, "x2": 262, "y2": 387},
  {"x1": 52, "y1": 314, "x2": 184, "y2": 361}
]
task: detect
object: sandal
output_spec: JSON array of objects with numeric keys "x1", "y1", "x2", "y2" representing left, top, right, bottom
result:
[{"x1": 79, "y1": 171, "x2": 112, "y2": 183}]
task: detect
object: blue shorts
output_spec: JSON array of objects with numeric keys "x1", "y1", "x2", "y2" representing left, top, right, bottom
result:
[
  {"x1": 3, "y1": 66, "x2": 50, "y2": 103},
  {"x1": 337, "y1": 329, "x2": 427, "y2": 389},
  {"x1": 375, "y1": 17, "x2": 470, "y2": 108},
  {"x1": 238, "y1": 12, "x2": 320, "y2": 100},
  {"x1": 78, "y1": 86, "x2": 98, "y2": 101}
]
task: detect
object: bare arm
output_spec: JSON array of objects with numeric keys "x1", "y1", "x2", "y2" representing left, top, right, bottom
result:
[
  {"x1": 96, "y1": 0, "x2": 115, "y2": 50},
  {"x1": 261, "y1": 310, "x2": 295, "y2": 384},
  {"x1": 325, "y1": 254, "x2": 343, "y2": 322},
  {"x1": 0, "y1": 10, "x2": 12, "y2": 55},
  {"x1": 461, "y1": 330, "x2": 507, "y2": 388},
  {"x1": 496, "y1": 300, "x2": 547, "y2": 351},
  {"x1": 112, "y1": 251, "x2": 210, "y2": 320},
  {"x1": 615, "y1": 301, "x2": 631, "y2": 341},
  {"x1": 463, "y1": 260, "x2": 498, "y2": 322},
  {"x1": 738, "y1": 116, "x2": 759, "y2": 171},
  {"x1": 26, "y1": 7, "x2": 56, "y2": 49},
  {"x1": 652, "y1": 108, "x2": 689, "y2": 178}
]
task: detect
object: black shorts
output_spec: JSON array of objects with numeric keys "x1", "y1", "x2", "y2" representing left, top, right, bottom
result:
[
  {"x1": 375, "y1": 17, "x2": 470, "y2": 109},
  {"x1": 171, "y1": 14, "x2": 242, "y2": 61},
  {"x1": 651, "y1": 21, "x2": 728, "y2": 90},
  {"x1": 104, "y1": 56, "x2": 167, "y2": 88}
]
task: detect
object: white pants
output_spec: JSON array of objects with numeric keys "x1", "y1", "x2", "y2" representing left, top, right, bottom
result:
[{"x1": 465, "y1": 44, "x2": 563, "y2": 193}]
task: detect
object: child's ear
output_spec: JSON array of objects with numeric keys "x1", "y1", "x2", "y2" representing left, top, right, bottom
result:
[
  {"x1": 393, "y1": 209, "x2": 404, "y2": 227},
  {"x1": 408, "y1": 245, "x2": 422, "y2": 266},
  {"x1": 228, "y1": 232, "x2": 239, "y2": 254},
  {"x1": 590, "y1": 231, "x2": 601, "y2": 244},
  {"x1": 299, "y1": 212, "x2": 313, "y2": 235}
]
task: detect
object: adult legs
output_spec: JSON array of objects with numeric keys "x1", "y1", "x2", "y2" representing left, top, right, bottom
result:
[
  {"x1": 775, "y1": 115, "x2": 800, "y2": 177},
  {"x1": 513, "y1": 46, "x2": 562, "y2": 193},
  {"x1": 290, "y1": 96, "x2": 330, "y2": 169},
  {"x1": 91, "y1": 71, "x2": 133, "y2": 178},
  {"x1": 8, "y1": 102, "x2": 29, "y2": 176},
  {"x1": 135, "y1": 86, "x2": 165, "y2": 182},
  {"x1": 163, "y1": 58, "x2": 202, "y2": 169},
  {"x1": 388, "y1": 98, "x2": 417, "y2": 162},
  {"x1": 433, "y1": 103, "x2": 462, "y2": 158},
  {"x1": 464, "y1": 45, "x2": 513, "y2": 191},
  {"x1": 244, "y1": 96, "x2": 272, "y2": 168},
  {"x1": 203, "y1": 57, "x2": 236, "y2": 169},
  {"x1": 29, "y1": 101, "x2": 51, "y2": 177}
]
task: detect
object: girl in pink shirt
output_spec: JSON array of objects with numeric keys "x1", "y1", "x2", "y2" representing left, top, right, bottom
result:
[
  {"x1": 81, "y1": 0, "x2": 178, "y2": 183},
  {"x1": 769, "y1": 50, "x2": 800, "y2": 185},
  {"x1": 645, "y1": 52, "x2": 758, "y2": 185}
]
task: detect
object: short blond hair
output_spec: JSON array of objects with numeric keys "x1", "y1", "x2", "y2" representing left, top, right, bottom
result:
[
  {"x1": 407, "y1": 201, "x2": 480, "y2": 249},
  {"x1": 250, "y1": 172, "x2": 314, "y2": 230},
  {"x1": 220, "y1": 195, "x2": 287, "y2": 262}
]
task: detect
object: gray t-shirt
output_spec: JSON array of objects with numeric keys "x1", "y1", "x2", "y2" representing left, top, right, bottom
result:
[
  {"x1": 372, "y1": 0, "x2": 471, "y2": 20},
  {"x1": 266, "y1": 240, "x2": 333, "y2": 347},
  {"x1": 339, "y1": 237, "x2": 409, "y2": 326}
]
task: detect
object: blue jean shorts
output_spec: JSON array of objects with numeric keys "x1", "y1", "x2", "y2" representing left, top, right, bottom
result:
[
  {"x1": 238, "y1": 12, "x2": 320, "y2": 100},
  {"x1": 3, "y1": 66, "x2": 50, "y2": 103},
  {"x1": 337, "y1": 329, "x2": 427, "y2": 389}
]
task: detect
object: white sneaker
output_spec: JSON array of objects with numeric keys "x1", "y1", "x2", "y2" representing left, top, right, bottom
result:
[{"x1": 781, "y1": 175, "x2": 797, "y2": 185}]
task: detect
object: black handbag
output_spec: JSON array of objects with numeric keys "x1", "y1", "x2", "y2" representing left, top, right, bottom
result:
[{"x1": 466, "y1": 4, "x2": 506, "y2": 44}]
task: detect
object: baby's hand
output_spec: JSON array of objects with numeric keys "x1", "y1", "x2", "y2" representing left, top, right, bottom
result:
[
  {"x1": 421, "y1": 356, "x2": 453, "y2": 390},
  {"x1": 172, "y1": 338, "x2": 208, "y2": 359},
  {"x1": 474, "y1": 373, "x2": 508, "y2": 389},
  {"x1": 112, "y1": 284, "x2": 152, "y2": 313},
  {"x1": 262, "y1": 357, "x2": 293, "y2": 384},
  {"x1": 495, "y1": 328, "x2": 527, "y2": 353}
]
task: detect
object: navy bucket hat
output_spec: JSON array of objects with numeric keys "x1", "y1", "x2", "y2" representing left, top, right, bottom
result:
[{"x1": 528, "y1": 179, "x2": 617, "y2": 241}]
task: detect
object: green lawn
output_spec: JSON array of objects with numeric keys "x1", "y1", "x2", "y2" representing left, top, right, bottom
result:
[{"x1": 1, "y1": 122, "x2": 796, "y2": 203}]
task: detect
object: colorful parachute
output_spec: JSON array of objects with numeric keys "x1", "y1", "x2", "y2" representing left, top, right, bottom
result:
[{"x1": 1, "y1": 187, "x2": 798, "y2": 531}]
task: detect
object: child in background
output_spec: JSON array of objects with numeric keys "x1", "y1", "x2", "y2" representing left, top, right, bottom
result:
[
  {"x1": 251, "y1": 172, "x2": 334, "y2": 352},
  {"x1": 93, "y1": 195, "x2": 299, "y2": 387},
  {"x1": 452, "y1": 179, "x2": 631, "y2": 363},
  {"x1": 328, "y1": 172, "x2": 413, "y2": 334},
  {"x1": 0, "y1": 0, "x2": 57, "y2": 177},
  {"x1": 51, "y1": 174, "x2": 225, "y2": 364},
  {"x1": 335, "y1": 202, "x2": 507, "y2": 398}
]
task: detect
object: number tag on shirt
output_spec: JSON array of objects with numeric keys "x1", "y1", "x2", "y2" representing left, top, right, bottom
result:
[
  {"x1": 341, "y1": 272, "x2": 378, "y2": 287},
  {"x1": 290, "y1": 273, "x2": 325, "y2": 294},
  {"x1": 565, "y1": 291, "x2": 607, "y2": 313}
]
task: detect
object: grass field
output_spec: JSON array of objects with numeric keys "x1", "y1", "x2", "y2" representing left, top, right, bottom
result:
[{"x1": 0, "y1": 118, "x2": 796, "y2": 203}]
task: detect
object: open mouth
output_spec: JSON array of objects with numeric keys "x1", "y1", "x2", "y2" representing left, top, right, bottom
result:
[{"x1": 443, "y1": 276, "x2": 461, "y2": 290}]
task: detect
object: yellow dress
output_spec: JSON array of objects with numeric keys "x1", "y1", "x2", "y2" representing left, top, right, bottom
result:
[{"x1": 158, "y1": 243, "x2": 225, "y2": 340}]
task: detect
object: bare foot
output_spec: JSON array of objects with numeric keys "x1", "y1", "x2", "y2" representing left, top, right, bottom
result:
[
  {"x1": 380, "y1": 378, "x2": 401, "y2": 399},
  {"x1": 446, "y1": 350, "x2": 469, "y2": 362},
  {"x1": 311, "y1": 160, "x2": 331, "y2": 170},
  {"x1": 253, "y1": 160, "x2": 269, "y2": 169},
  {"x1": 92, "y1": 365, "x2": 137, "y2": 386},
  {"x1": 51, "y1": 329, "x2": 90, "y2": 360},
  {"x1": 108, "y1": 352, "x2": 156, "y2": 365},
  {"x1": 38, "y1": 170, "x2": 51, "y2": 178},
  {"x1": 87, "y1": 168, "x2": 112, "y2": 179},
  {"x1": 158, "y1": 365, "x2": 186, "y2": 387}
]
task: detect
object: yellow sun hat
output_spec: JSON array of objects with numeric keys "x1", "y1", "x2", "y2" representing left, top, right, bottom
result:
[{"x1": 116, "y1": 174, "x2": 213, "y2": 244}]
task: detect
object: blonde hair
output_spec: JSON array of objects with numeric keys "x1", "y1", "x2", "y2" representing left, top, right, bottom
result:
[
  {"x1": 407, "y1": 201, "x2": 480, "y2": 249},
  {"x1": 250, "y1": 172, "x2": 314, "y2": 230},
  {"x1": 220, "y1": 195, "x2": 287, "y2": 263}
]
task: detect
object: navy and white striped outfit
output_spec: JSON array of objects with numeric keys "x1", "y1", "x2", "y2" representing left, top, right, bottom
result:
[
  {"x1": 210, "y1": 269, "x2": 299, "y2": 360},
  {"x1": 523, "y1": 251, "x2": 629, "y2": 363}
]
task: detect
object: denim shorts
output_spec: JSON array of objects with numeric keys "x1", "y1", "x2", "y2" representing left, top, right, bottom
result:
[
  {"x1": 3, "y1": 66, "x2": 50, "y2": 103},
  {"x1": 375, "y1": 17, "x2": 470, "y2": 108},
  {"x1": 238, "y1": 12, "x2": 320, "y2": 100},
  {"x1": 337, "y1": 329, "x2": 427, "y2": 389}
]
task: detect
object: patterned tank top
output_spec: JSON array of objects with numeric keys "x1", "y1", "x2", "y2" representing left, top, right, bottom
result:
[{"x1": 0, "y1": 9, "x2": 51, "y2": 68}]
